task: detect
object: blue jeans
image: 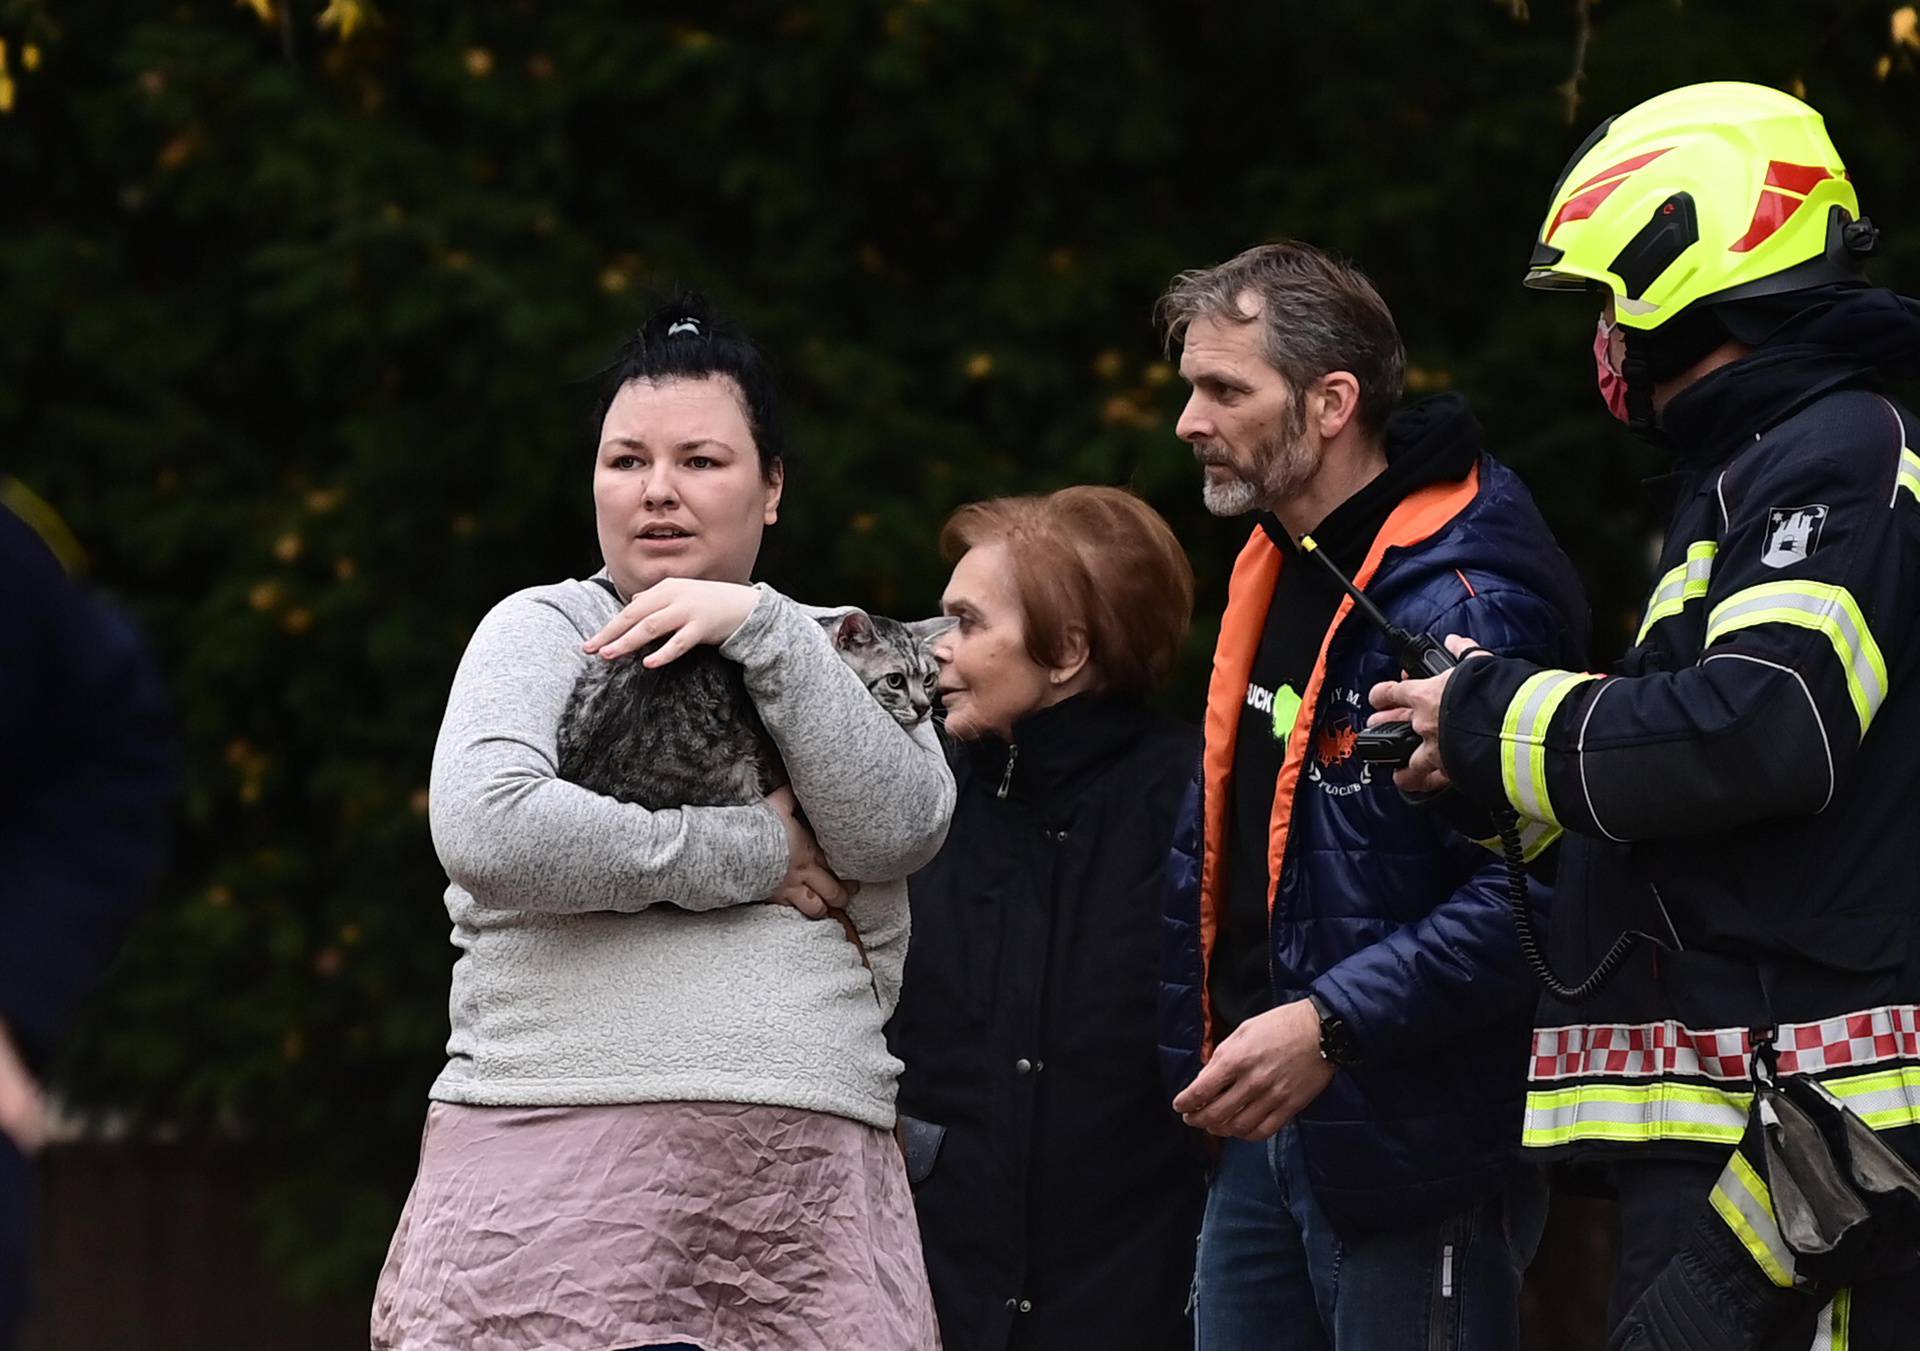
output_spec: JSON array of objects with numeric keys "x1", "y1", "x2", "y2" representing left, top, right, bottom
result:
[{"x1": 1193, "y1": 1126, "x2": 1546, "y2": 1350}]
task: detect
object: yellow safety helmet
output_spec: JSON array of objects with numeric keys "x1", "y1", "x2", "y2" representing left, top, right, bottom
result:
[{"x1": 1527, "y1": 82, "x2": 1875, "y2": 332}]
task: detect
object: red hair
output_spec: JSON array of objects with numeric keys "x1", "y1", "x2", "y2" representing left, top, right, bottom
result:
[{"x1": 940, "y1": 486, "x2": 1194, "y2": 696}]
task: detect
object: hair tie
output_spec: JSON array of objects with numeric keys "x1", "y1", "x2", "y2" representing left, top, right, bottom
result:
[{"x1": 666, "y1": 318, "x2": 701, "y2": 338}]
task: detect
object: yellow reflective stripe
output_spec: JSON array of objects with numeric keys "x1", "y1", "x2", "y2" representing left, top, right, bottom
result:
[
  {"x1": 1470, "y1": 815, "x2": 1562, "y2": 863},
  {"x1": 1525, "y1": 1063, "x2": 1920, "y2": 1149},
  {"x1": 1811, "y1": 1288, "x2": 1852, "y2": 1351},
  {"x1": 1711, "y1": 1151, "x2": 1796, "y2": 1287},
  {"x1": 1704, "y1": 581, "x2": 1887, "y2": 737},
  {"x1": 1897, "y1": 448, "x2": 1920, "y2": 508},
  {"x1": 1824, "y1": 1064, "x2": 1920, "y2": 1130},
  {"x1": 1634, "y1": 540, "x2": 1718, "y2": 645},
  {"x1": 1522, "y1": 1081, "x2": 1749, "y2": 1148},
  {"x1": 1512, "y1": 815, "x2": 1563, "y2": 862},
  {"x1": 1498, "y1": 671, "x2": 1599, "y2": 826}
]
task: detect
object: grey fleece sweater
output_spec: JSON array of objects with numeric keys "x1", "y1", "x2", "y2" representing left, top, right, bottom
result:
[{"x1": 426, "y1": 578, "x2": 955, "y2": 1128}]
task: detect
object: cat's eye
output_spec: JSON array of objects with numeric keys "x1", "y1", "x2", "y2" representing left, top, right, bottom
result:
[{"x1": 884, "y1": 674, "x2": 907, "y2": 690}]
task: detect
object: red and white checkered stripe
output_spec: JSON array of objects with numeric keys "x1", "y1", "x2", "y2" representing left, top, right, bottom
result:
[{"x1": 1531, "y1": 1004, "x2": 1920, "y2": 1084}]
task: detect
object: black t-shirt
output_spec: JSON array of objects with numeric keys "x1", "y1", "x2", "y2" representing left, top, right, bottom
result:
[
  {"x1": 1208, "y1": 400, "x2": 1482, "y2": 1039},
  {"x1": 1208, "y1": 514, "x2": 1371, "y2": 1038}
]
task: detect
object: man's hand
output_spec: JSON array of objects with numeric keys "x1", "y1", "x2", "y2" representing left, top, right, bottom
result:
[
  {"x1": 0, "y1": 1021, "x2": 47, "y2": 1156},
  {"x1": 583, "y1": 577, "x2": 761, "y2": 667},
  {"x1": 1171, "y1": 999, "x2": 1335, "y2": 1141},
  {"x1": 1366, "y1": 635, "x2": 1488, "y2": 795}
]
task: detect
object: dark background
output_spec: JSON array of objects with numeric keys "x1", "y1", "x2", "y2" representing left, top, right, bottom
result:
[{"x1": 3, "y1": 0, "x2": 1915, "y2": 1342}]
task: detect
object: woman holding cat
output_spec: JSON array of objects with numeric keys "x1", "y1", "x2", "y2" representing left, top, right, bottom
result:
[
  {"x1": 372, "y1": 296, "x2": 954, "y2": 1351},
  {"x1": 887, "y1": 486, "x2": 1209, "y2": 1351}
]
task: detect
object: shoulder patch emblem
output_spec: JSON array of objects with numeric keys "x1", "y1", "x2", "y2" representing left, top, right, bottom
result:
[{"x1": 1762, "y1": 504, "x2": 1827, "y2": 569}]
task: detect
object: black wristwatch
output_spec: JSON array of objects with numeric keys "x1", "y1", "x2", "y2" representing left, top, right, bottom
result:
[{"x1": 1308, "y1": 993, "x2": 1362, "y2": 1067}]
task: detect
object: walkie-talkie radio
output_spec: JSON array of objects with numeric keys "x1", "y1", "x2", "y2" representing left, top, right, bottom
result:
[
  {"x1": 1298, "y1": 535, "x2": 1455, "y2": 768},
  {"x1": 1295, "y1": 532, "x2": 1654, "y2": 1003}
]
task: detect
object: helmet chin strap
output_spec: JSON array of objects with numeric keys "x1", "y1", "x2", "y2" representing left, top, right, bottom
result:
[
  {"x1": 1620, "y1": 305, "x2": 1731, "y2": 442},
  {"x1": 1622, "y1": 340, "x2": 1660, "y2": 440}
]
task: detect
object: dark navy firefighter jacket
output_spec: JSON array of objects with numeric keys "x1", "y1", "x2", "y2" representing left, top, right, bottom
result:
[{"x1": 1440, "y1": 287, "x2": 1920, "y2": 1175}]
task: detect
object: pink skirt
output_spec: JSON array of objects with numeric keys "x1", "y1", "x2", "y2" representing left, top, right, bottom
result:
[{"x1": 371, "y1": 1100, "x2": 940, "y2": 1351}]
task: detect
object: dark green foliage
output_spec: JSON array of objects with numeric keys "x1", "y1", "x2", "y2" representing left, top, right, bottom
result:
[{"x1": 2, "y1": 0, "x2": 1914, "y2": 1301}]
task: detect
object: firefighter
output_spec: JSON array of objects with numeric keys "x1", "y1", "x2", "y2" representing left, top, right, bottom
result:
[{"x1": 1369, "y1": 82, "x2": 1920, "y2": 1348}]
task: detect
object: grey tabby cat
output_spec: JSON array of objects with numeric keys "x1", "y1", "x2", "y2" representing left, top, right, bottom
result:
[{"x1": 557, "y1": 605, "x2": 953, "y2": 810}]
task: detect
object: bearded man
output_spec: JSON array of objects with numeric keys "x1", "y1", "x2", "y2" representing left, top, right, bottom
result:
[{"x1": 1155, "y1": 240, "x2": 1588, "y2": 1350}]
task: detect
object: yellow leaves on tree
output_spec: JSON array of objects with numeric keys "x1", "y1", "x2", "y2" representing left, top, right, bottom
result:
[
  {"x1": 318, "y1": 0, "x2": 381, "y2": 41},
  {"x1": 1881, "y1": 5, "x2": 1919, "y2": 80},
  {"x1": 0, "y1": 38, "x2": 31, "y2": 115}
]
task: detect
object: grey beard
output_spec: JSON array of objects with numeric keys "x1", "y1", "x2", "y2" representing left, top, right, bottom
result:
[
  {"x1": 1202, "y1": 475, "x2": 1262, "y2": 517},
  {"x1": 1198, "y1": 418, "x2": 1319, "y2": 517}
]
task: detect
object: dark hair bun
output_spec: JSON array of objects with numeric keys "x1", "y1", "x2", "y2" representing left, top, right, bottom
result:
[
  {"x1": 595, "y1": 288, "x2": 787, "y2": 476},
  {"x1": 638, "y1": 290, "x2": 719, "y2": 346}
]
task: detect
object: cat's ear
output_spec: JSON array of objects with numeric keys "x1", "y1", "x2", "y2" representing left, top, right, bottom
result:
[
  {"x1": 905, "y1": 616, "x2": 957, "y2": 647},
  {"x1": 828, "y1": 610, "x2": 876, "y2": 649}
]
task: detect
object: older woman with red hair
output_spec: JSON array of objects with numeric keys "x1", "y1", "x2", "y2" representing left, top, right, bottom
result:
[{"x1": 888, "y1": 485, "x2": 1206, "y2": 1351}]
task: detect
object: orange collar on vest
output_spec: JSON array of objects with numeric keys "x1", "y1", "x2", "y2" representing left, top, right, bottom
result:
[{"x1": 1194, "y1": 462, "x2": 1482, "y2": 1058}]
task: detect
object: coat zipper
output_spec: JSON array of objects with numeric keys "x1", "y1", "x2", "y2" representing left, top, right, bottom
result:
[{"x1": 997, "y1": 744, "x2": 1019, "y2": 799}]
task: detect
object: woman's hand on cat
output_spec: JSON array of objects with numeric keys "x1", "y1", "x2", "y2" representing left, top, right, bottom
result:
[
  {"x1": 583, "y1": 578, "x2": 761, "y2": 667},
  {"x1": 764, "y1": 786, "x2": 857, "y2": 919}
]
